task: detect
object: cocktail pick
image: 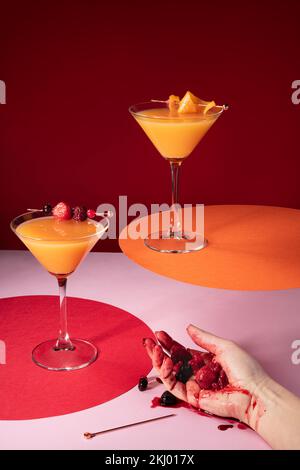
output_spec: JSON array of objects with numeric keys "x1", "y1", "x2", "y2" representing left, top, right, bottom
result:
[
  {"x1": 26, "y1": 207, "x2": 113, "y2": 218},
  {"x1": 151, "y1": 99, "x2": 229, "y2": 111},
  {"x1": 83, "y1": 413, "x2": 176, "y2": 440}
]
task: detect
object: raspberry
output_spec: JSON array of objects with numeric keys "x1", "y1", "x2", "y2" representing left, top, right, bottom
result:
[
  {"x1": 170, "y1": 344, "x2": 192, "y2": 364},
  {"x1": 195, "y1": 364, "x2": 218, "y2": 390},
  {"x1": 175, "y1": 362, "x2": 193, "y2": 384},
  {"x1": 208, "y1": 360, "x2": 222, "y2": 374},
  {"x1": 72, "y1": 206, "x2": 87, "y2": 221},
  {"x1": 52, "y1": 202, "x2": 72, "y2": 220},
  {"x1": 138, "y1": 376, "x2": 148, "y2": 391},
  {"x1": 188, "y1": 352, "x2": 205, "y2": 374},
  {"x1": 160, "y1": 391, "x2": 178, "y2": 407},
  {"x1": 87, "y1": 209, "x2": 96, "y2": 219}
]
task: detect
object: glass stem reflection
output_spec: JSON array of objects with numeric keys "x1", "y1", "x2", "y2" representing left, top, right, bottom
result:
[
  {"x1": 170, "y1": 161, "x2": 182, "y2": 237},
  {"x1": 55, "y1": 277, "x2": 74, "y2": 351}
]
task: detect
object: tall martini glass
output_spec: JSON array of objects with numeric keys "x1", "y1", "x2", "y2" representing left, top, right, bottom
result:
[
  {"x1": 11, "y1": 211, "x2": 110, "y2": 371},
  {"x1": 129, "y1": 101, "x2": 227, "y2": 253}
]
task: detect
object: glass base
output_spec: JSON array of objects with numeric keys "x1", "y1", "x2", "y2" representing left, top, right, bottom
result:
[
  {"x1": 32, "y1": 339, "x2": 98, "y2": 371},
  {"x1": 144, "y1": 231, "x2": 208, "y2": 253}
]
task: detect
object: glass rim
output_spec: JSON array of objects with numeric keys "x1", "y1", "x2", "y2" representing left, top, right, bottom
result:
[
  {"x1": 10, "y1": 211, "x2": 110, "y2": 242},
  {"x1": 129, "y1": 101, "x2": 227, "y2": 120}
]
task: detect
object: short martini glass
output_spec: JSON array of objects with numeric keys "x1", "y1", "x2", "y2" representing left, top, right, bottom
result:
[
  {"x1": 129, "y1": 100, "x2": 227, "y2": 253},
  {"x1": 11, "y1": 211, "x2": 110, "y2": 371}
]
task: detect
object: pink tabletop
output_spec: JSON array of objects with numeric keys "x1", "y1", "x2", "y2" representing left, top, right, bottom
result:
[{"x1": 0, "y1": 250, "x2": 299, "y2": 449}]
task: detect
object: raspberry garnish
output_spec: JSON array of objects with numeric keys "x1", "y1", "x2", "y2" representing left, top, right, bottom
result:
[
  {"x1": 52, "y1": 202, "x2": 72, "y2": 220},
  {"x1": 87, "y1": 209, "x2": 96, "y2": 219},
  {"x1": 72, "y1": 206, "x2": 87, "y2": 221}
]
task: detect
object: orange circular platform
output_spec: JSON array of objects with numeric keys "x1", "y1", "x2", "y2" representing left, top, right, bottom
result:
[{"x1": 119, "y1": 205, "x2": 300, "y2": 290}]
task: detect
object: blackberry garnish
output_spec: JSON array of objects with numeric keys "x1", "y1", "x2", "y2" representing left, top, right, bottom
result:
[{"x1": 72, "y1": 206, "x2": 87, "y2": 221}]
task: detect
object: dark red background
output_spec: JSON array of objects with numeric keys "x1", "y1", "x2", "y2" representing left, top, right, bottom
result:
[{"x1": 1, "y1": 0, "x2": 299, "y2": 251}]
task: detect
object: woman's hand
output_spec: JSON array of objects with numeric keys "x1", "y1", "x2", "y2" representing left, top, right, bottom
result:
[{"x1": 144, "y1": 324, "x2": 270, "y2": 426}]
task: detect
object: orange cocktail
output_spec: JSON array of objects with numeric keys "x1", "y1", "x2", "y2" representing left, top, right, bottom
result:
[
  {"x1": 133, "y1": 107, "x2": 218, "y2": 162},
  {"x1": 17, "y1": 217, "x2": 101, "y2": 276},
  {"x1": 129, "y1": 91, "x2": 227, "y2": 253},
  {"x1": 11, "y1": 203, "x2": 110, "y2": 371}
]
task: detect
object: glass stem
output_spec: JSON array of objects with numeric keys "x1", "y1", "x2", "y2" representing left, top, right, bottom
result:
[
  {"x1": 170, "y1": 161, "x2": 182, "y2": 236},
  {"x1": 55, "y1": 277, "x2": 74, "y2": 351}
]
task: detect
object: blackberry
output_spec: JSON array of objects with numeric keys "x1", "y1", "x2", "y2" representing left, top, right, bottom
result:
[
  {"x1": 138, "y1": 376, "x2": 148, "y2": 391},
  {"x1": 72, "y1": 206, "x2": 87, "y2": 221},
  {"x1": 175, "y1": 362, "x2": 193, "y2": 384},
  {"x1": 160, "y1": 391, "x2": 178, "y2": 407},
  {"x1": 43, "y1": 203, "x2": 52, "y2": 215}
]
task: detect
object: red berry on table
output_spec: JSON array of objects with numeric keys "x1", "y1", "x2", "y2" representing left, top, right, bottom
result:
[
  {"x1": 87, "y1": 209, "x2": 96, "y2": 219},
  {"x1": 52, "y1": 202, "x2": 72, "y2": 220},
  {"x1": 73, "y1": 206, "x2": 87, "y2": 221}
]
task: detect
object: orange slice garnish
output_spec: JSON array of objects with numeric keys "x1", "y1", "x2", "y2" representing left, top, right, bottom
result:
[
  {"x1": 203, "y1": 100, "x2": 216, "y2": 115},
  {"x1": 178, "y1": 91, "x2": 216, "y2": 115},
  {"x1": 168, "y1": 95, "x2": 180, "y2": 113},
  {"x1": 178, "y1": 91, "x2": 199, "y2": 113}
]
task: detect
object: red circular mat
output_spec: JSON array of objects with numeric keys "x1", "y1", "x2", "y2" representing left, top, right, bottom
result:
[{"x1": 0, "y1": 296, "x2": 154, "y2": 420}]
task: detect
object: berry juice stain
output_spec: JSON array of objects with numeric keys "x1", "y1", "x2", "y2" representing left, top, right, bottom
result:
[
  {"x1": 218, "y1": 424, "x2": 234, "y2": 431},
  {"x1": 151, "y1": 397, "x2": 161, "y2": 408},
  {"x1": 151, "y1": 396, "x2": 183, "y2": 408},
  {"x1": 237, "y1": 423, "x2": 248, "y2": 430},
  {"x1": 150, "y1": 397, "x2": 251, "y2": 432}
]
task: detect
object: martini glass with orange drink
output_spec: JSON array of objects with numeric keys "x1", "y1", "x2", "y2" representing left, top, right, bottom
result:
[
  {"x1": 129, "y1": 91, "x2": 227, "y2": 253},
  {"x1": 11, "y1": 202, "x2": 110, "y2": 371}
]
